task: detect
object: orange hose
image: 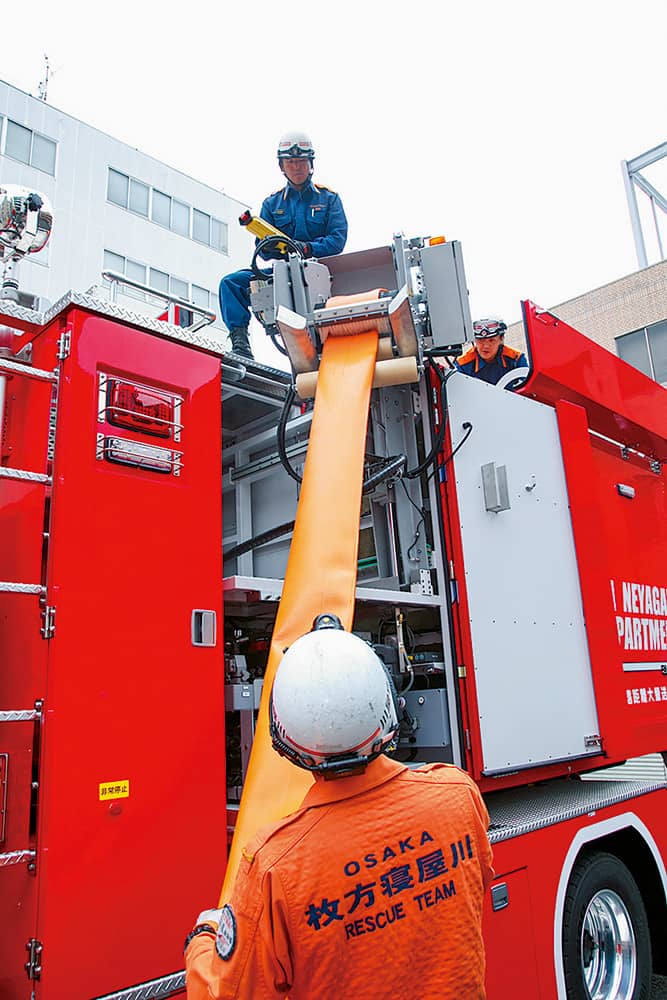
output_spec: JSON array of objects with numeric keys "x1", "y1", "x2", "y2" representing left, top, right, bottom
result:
[{"x1": 220, "y1": 307, "x2": 381, "y2": 901}]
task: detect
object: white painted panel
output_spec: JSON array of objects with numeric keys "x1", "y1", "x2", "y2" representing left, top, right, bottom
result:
[{"x1": 447, "y1": 372, "x2": 599, "y2": 772}]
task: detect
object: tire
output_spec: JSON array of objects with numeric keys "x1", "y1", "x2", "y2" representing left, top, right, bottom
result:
[{"x1": 562, "y1": 851, "x2": 652, "y2": 1000}]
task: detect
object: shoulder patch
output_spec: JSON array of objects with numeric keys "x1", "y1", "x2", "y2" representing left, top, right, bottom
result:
[
  {"x1": 314, "y1": 183, "x2": 337, "y2": 194},
  {"x1": 503, "y1": 345, "x2": 523, "y2": 360},
  {"x1": 215, "y1": 904, "x2": 237, "y2": 961}
]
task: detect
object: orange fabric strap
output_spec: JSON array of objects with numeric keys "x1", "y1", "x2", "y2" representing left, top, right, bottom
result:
[{"x1": 219, "y1": 304, "x2": 381, "y2": 902}]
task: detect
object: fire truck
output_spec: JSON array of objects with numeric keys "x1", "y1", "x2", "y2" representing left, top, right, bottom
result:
[{"x1": 1, "y1": 185, "x2": 666, "y2": 1000}]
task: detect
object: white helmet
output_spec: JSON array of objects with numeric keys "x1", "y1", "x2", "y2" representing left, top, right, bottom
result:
[
  {"x1": 270, "y1": 617, "x2": 399, "y2": 774},
  {"x1": 472, "y1": 316, "x2": 507, "y2": 340},
  {"x1": 277, "y1": 131, "x2": 315, "y2": 163}
]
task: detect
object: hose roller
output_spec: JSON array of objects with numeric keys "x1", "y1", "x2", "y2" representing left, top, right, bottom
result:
[
  {"x1": 296, "y1": 355, "x2": 419, "y2": 400},
  {"x1": 277, "y1": 284, "x2": 420, "y2": 384}
]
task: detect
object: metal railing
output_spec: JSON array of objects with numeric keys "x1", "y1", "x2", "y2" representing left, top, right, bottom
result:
[{"x1": 102, "y1": 271, "x2": 216, "y2": 333}]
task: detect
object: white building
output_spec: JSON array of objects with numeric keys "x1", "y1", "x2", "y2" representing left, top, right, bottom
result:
[{"x1": 0, "y1": 78, "x2": 249, "y2": 346}]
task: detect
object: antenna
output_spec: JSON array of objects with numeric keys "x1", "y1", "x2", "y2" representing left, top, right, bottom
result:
[{"x1": 37, "y1": 54, "x2": 50, "y2": 102}]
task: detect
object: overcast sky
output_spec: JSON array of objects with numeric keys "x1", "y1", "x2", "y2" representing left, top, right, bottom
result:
[{"x1": 4, "y1": 0, "x2": 666, "y2": 328}]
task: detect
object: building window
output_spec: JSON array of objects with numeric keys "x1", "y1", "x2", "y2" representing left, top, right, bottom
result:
[
  {"x1": 149, "y1": 268, "x2": 169, "y2": 293},
  {"x1": 212, "y1": 218, "x2": 228, "y2": 253},
  {"x1": 7, "y1": 122, "x2": 32, "y2": 164},
  {"x1": 4, "y1": 120, "x2": 57, "y2": 175},
  {"x1": 152, "y1": 189, "x2": 171, "y2": 228},
  {"x1": 103, "y1": 252, "x2": 146, "y2": 300},
  {"x1": 103, "y1": 249, "x2": 126, "y2": 276},
  {"x1": 191, "y1": 284, "x2": 210, "y2": 309},
  {"x1": 193, "y1": 209, "x2": 211, "y2": 245},
  {"x1": 129, "y1": 179, "x2": 149, "y2": 217},
  {"x1": 172, "y1": 199, "x2": 190, "y2": 237},
  {"x1": 125, "y1": 258, "x2": 146, "y2": 286},
  {"x1": 170, "y1": 276, "x2": 188, "y2": 300},
  {"x1": 617, "y1": 319, "x2": 667, "y2": 385},
  {"x1": 107, "y1": 169, "x2": 129, "y2": 208},
  {"x1": 31, "y1": 133, "x2": 57, "y2": 174},
  {"x1": 105, "y1": 168, "x2": 227, "y2": 253}
]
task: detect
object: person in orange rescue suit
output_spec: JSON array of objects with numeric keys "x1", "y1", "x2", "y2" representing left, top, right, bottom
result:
[
  {"x1": 218, "y1": 131, "x2": 348, "y2": 361},
  {"x1": 454, "y1": 317, "x2": 528, "y2": 385},
  {"x1": 184, "y1": 614, "x2": 494, "y2": 1000}
]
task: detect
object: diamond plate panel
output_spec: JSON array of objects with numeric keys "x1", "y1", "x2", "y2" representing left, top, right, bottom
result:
[
  {"x1": 94, "y1": 971, "x2": 185, "y2": 999},
  {"x1": 0, "y1": 849, "x2": 35, "y2": 867},
  {"x1": 0, "y1": 291, "x2": 224, "y2": 354},
  {"x1": 487, "y1": 778, "x2": 667, "y2": 843},
  {"x1": 0, "y1": 710, "x2": 40, "y2": 722}
]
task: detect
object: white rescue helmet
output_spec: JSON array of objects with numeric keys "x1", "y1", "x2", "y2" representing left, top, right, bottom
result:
[
  {"x1": 277, "y1": 131, "x2": 315, "y2": 165},
  {"x1": 270, "y1": 619, "x2": 399, "y2": 774},
  {"x1": 472, "y1": 316, "x2": 507, "y2": 340}
]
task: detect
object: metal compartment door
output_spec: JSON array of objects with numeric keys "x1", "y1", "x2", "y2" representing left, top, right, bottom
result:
[
  {"x1": 447, "y1": 373, "x2": 599, "y2": 774},
  {"x1": 32, "y1": 309, "x2": 225, "y2": 999}
]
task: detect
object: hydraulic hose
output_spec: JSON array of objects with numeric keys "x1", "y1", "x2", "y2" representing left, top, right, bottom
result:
[
  {"x1": 277, "y1": 385, "x2": 303, "y2": 485},
  {"x1": 277, "y1": 384, "x2": 408, "y2": 494},
  {"x1": 362, "y1": 454, "x2": 406, "y2": 494},
  {"x1": 224, "y1": 520, "x2": 295, "y2": 562},
  {"x1": 269, "y1": 330, "x2": 289, "y2": 356},
  {"x1": 251, "y1": 234, "x2": 305, "y2": 279}
]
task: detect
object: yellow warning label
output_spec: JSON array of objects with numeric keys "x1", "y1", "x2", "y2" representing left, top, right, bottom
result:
[{"x1": 99, "y1": 780, "x2": 130, "y2": 801}]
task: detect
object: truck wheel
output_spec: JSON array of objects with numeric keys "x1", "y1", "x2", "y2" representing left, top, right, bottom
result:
[{"x1": 562, "y1": 851, "x2": 651, "y2": 1000}]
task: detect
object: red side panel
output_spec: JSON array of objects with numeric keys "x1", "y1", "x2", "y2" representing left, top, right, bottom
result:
[
  {"x1": 520, "y1": 301, "x2": 667, "y2": 462},
  {"x1": 556, "y1": 400, "x2": 667, "y2": 762},
  {"x1": 484, "y1": 789, "x2": 667, "y2": 1000},
  {"x1": 0, "y1": 350, "x2": 52, "y2": 997},
  {"x1": 2, "y1": 307, "x2": 225, "y2": 999}
]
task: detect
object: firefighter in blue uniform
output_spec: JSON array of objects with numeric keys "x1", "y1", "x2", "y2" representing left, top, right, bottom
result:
[
  {"x1": 219, "y1": 132, "x2": 348, "y2": 360},
  {"x1": 455, "y1": 317, "x2": 528, "y2": 385}
]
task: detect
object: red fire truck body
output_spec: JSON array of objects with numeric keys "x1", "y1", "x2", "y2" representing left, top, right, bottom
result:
[
  {"x1": 1, "y1": 234, "x2": 666, "y2": 1000},
  {"x1": 1, "y1": 303, "x2": 227, "y2": 998}
]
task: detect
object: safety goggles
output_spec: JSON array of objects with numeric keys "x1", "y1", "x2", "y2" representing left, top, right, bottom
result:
[
  {"x1": 278, "y1": 141, "x2": 314, "y2": 159},
  {"x1": 473, "y1": 319, "x2": 506, "y2": 339}
]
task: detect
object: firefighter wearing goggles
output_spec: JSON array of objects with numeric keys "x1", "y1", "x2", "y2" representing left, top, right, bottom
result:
[
  {"x1": 218, "y1": 131, "x2": 348, "y2": 360},
  {"x1": 455, "y1": 317, "x2": 528, "y2": 385},
  {"x1": 185, "y1": 617, "x2": 494, "y2": 1000}
]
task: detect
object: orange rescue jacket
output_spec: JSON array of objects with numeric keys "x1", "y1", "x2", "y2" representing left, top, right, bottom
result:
[{"x1": 186, "y1": 756, "x2": 494, "y2": 1000}]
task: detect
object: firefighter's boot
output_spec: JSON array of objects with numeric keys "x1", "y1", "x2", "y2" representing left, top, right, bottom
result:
[{"x1": 229, "y1": 327, "x2": 253, "y2": 360}]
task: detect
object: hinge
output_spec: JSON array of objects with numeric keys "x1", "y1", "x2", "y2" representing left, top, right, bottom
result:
[
  {"x1": 584, "y1": 733, "x2": 603, "y2": 749},
  {"x1": 650, "y1": 459, "x2": 662, "y2": 475},
  {"x1": 56, "y1": 328, "x2": 72, "y2": 361},
  {"x1": 457, "y1": 664, "x2": 466, "y2": 678},
  {"x1": 40, "y1": 606, "x2": 56, "y2": 639},
  {"x1": 465, "y1": 728, "x2": 471, "y2": 750},
  {"x1": 25, "y1": 938, "x2": 43, "y2": 981},
  {"x1": 14, "y1": 342, "x2": 33, "y2": 364}
]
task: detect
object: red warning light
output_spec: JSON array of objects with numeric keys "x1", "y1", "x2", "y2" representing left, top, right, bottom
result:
[{"x1": 106, "y1": 379, "x2": 174, "y2": 438}]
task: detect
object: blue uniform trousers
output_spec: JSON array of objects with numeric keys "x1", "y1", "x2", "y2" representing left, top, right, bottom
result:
[{"x1": 218, "y1": 269, "x2": 254, "y2": 332}]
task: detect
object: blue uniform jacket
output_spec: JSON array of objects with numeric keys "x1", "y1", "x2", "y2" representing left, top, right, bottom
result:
[
  {"x1": 454, "y1": 344, "x2": 528, "y2": 385},
  {"x1": 259, "y1": 180, "x2": 348, "y2": 259}
]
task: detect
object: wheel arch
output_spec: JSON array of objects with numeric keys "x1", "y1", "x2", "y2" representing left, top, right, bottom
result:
[{"x1": 553, "y1": 811, "x2": 667, "y2": 996}]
